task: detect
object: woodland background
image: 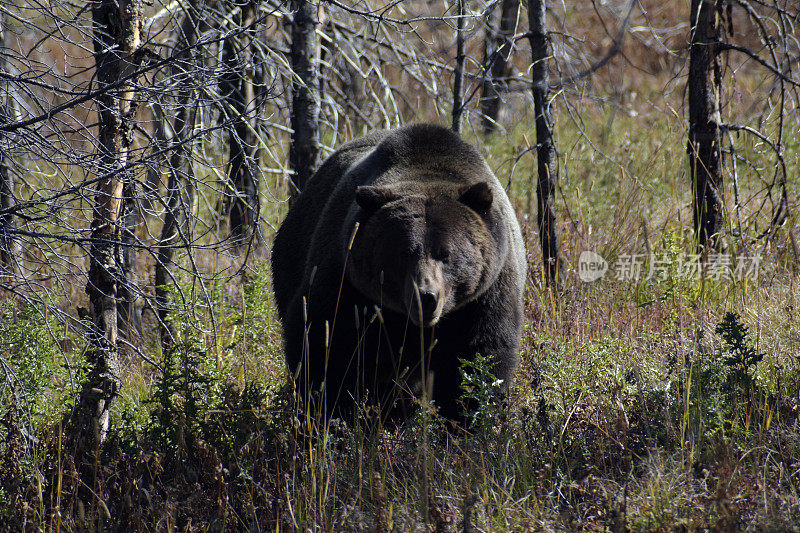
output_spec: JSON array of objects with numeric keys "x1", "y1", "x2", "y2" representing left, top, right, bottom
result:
[{"x1": 0, "y1": 0, "x2": 799, "y2": 530}]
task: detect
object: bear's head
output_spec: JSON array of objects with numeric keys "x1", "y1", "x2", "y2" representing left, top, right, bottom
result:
[{"x1": 347, "y1": 181, "x2": 503, "y2": 327}]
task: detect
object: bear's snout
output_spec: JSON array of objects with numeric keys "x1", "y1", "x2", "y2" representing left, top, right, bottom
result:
[
  {"x1": 408, "y1": 287, "x2": 442, "y2": 327},
  {"x1": 405, "y1": 264, "x2": 445, "y2": 327},
  {"x1": 418, "y1": 289, "x2": 438, "y2": 317}
]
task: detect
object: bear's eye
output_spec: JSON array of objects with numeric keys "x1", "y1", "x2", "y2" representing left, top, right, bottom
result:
[
  {"x1": 432, "y1": 248, "x2": 450, "y2": 263},
  {"x1": 402, "y1": 247, "x2": 419, "y2": 259}
]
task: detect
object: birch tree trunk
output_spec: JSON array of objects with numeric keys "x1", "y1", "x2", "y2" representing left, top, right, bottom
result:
[
  {"x1": 72, "y1": 0, "x2": 142, "y2": 499},
  {"x1": 688, "y1": 0, "x2": 725, "y2": 251},
  {"x1": 528, "y1": 0, "x2": 561, "y2": 285}
]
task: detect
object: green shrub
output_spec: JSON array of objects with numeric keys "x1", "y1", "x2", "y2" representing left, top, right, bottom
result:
[
  {"x1": 0, "y1": 302, "x2": 78, "y2": 524},
  {"x1": 0, "y1": 302, "x2": 77, "y2": 429},
  {"x1": 459, "y1": 352, "x2": 504, "y2": 433},
  {"x1": 715, "y1": 311, "x2": 764, "y2": 387}
]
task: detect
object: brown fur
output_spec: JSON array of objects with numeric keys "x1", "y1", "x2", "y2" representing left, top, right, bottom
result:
[{"x1": 272, "y1": 124, "x2": 526, "y2": 422}]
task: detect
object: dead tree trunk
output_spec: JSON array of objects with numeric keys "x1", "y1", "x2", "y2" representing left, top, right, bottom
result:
[
  {"x1": 117, "y1": 177, "x2": 143, "y2": 339},
  {"x1": 528, "y1": 0, "x2": 561, "y2": 285},
  {"x1": 289, "y1": 0, "x2": 320, "y2": 196},
  {"x1": 221, "y1": 1, "x2": 261, "y2": 246},
  {"x1": 155, "y1": 7, "x2": 199, "y2": 347},
  {"x1": 480, "y1": 1, "x2": 498, "y2": 127},
  {"x1": 451, "y1": 0, "x2": 466, "y2": 133},
  {"x1": 0, "y1": 11, "x2": 17, "y2": 277},
  {"x1": 480, "y1": 0, "x2": 518, "y2": 135},
  {"x1": 688, "y1": 0, "x2": 725, "y2": 251},
  {"x1": 73, "y1": 0, "x2": 142, "y2": 470},
  {"x1": 143, "y1": 100, "x2": 168, "y2": 212}
]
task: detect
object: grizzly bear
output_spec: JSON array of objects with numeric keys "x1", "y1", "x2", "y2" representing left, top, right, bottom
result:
[{"x1": 272, "y1": 124, "x2": 526, "y2": 423}]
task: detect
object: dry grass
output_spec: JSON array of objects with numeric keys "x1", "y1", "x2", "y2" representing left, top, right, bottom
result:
[
  {"x1": 3, "y1": 105, "x2": 798, "y2": 529},
  {"x1": 2, "y1": 0, "x2": 799, "y2": 530}
]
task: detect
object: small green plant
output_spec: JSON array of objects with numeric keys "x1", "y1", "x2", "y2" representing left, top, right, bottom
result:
[
  {"x1": 0, "y1": 302, "x2": 77, "y2": 428},
  {"x1": 145, "y1": 340, "x2": 216, "y2": 463},
  {"x1": 459, "y1": 353, "x2": 504, "y2": 432},
  {"x1": 676, "y1": 313, "x2": 768, "y2": 459},
  {"x1": 0, "y1": 302, "x2": 78, "y2": 526},
  {"x1": 715, "y1": 311, "x2": 764, "y2": 385},
  {"x1": 230, "y1": 265, "x2": 285, "y2": 390}
]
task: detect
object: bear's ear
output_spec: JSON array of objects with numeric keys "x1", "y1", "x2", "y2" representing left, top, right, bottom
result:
[
  {"x1": 459, "y1": 182, "x2": 493, "y2": 216},
  {"x1": 356, "y1": 186, "x2": 396, "y2": 215}
]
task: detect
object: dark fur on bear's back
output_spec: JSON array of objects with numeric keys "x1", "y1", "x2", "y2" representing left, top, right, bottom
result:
[{"x1": 272, "y1": 124, "x2": 526, "y2": 422}]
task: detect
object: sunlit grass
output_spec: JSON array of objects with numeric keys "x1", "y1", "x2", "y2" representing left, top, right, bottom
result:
[{"x1": 2, "y1": 96, "x2": 799, "y2": 530}]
